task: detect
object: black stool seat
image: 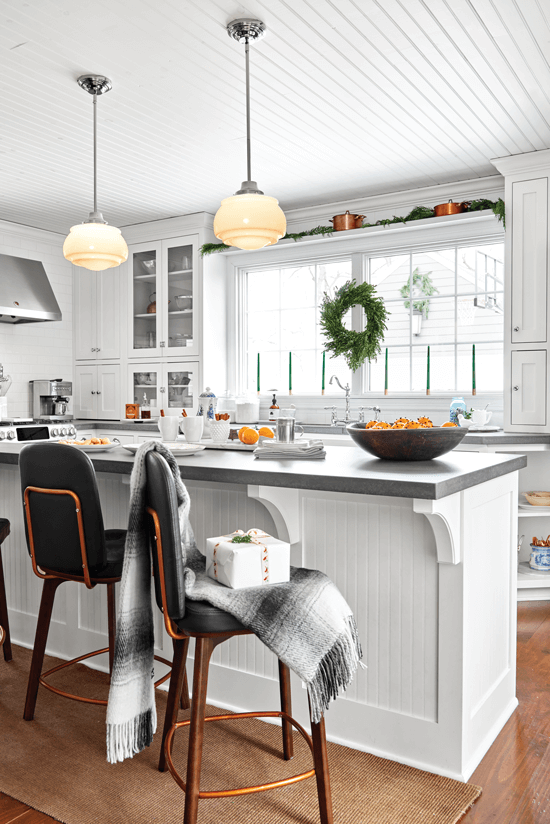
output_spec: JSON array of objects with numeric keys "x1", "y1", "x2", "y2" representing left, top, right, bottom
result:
[{"x1": 176, "y1": 600, "x2": 247, "y2": 634}]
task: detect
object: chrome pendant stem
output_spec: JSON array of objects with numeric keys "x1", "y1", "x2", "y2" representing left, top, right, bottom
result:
[
  {"x1": 245, "y1": 38, "x2": 251, "y2": 183},
  {"x1": 93, "y1": 94, "x2": 97, "y2": 215}
]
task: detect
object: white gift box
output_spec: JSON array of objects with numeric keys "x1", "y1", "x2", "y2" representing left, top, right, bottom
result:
[{"x1": 204, "y1": 529, "x2": 290, "y2": 589}]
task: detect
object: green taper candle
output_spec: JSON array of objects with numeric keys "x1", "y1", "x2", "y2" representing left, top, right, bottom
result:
[
  {"x1": 472, "y1": 344, "x2": 476, "y2": 396},
  {"x1": 427, "y1": 345, "x2": 430, "y2": 395},
  {"x1": 322, "y1": 351, "x2": 326, "y2": 395},
  {"x1": 289, "y1": 351, "x2": 292, "y2": 395},
  {"x1": 257, "y1": 353, "x2": 260, "y2": 396},
  {"x1": 384, "y1": 348, "x2": 388, "y2": 396}
]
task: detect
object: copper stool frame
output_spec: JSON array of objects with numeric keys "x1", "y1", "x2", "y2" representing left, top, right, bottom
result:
[
  {"x1": 22, "y1": 486, "x2": 175, "y2": 716},
  {"x1": 147, "y1": 506, "x2": 333, "y2": 824}
]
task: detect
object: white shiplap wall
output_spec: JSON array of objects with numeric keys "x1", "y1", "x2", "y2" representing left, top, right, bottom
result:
[{"x1": 0, "y1": 221, "x2": 73, "y2": 418}]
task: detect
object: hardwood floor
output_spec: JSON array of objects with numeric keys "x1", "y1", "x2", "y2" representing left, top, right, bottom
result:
[{"x1": 2, "y1": 601, "x2": 550, "y2": 823}]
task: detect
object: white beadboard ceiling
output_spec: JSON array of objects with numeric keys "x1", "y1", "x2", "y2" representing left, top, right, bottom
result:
[{"x1": 0, "y1": 0, "x2": 548, "y2": 234}]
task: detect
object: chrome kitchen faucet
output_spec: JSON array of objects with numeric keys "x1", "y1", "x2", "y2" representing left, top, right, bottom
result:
[{"x1": 324, "y1": 375, "x2": 380, "y2": 426}]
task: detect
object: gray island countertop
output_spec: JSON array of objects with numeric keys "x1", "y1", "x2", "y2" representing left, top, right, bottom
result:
[{"x1": 0, "y1": 442, "x2": 526, "y2": 500}]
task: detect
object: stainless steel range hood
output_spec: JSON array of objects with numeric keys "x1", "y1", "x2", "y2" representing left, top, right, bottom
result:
[{"x1": 0, "y1": 254, "x2": 62, "y2": 323}]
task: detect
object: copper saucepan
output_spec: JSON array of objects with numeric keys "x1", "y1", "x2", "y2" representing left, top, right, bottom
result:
[
  {"x1": 330, "y1": 211, "x2": 366, "y2": 231},
  {"x1": 433, "y1": 199, "x2": 470, "y2": 217}
]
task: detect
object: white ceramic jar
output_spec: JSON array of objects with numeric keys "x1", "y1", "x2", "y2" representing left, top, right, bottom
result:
[{"x1": 235, "y1": 394, "x2": 260, "y2": 424}]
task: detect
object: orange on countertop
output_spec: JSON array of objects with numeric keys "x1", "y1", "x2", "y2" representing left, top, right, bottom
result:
[
  {"x1": 240, "y1": 428, "x2": 260, "y2": 445},
  {"x1": 258, "y1": 427, "x2": 275, "y2": 438}
]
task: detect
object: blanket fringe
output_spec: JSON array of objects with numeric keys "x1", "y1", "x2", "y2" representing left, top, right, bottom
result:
[
  {"x1": 308, "y1": 615, "x2": 363, "y2": 724},
  {"x1": 106, "y1": 708, "x2": 156, "y2": 764}
]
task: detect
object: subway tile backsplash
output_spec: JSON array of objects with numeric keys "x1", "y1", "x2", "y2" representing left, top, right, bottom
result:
[{"x1": 0, "y1": 223, "x2": 73, "y2": 418}]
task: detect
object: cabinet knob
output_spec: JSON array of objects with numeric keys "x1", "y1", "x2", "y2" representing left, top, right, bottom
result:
[
  {"x1": 160, "y1": 341, "x2": 165, "y2": 348},
  {"x1": 513, "y1": 386, "x2": 519, "y2": 391},
  {"x1": 91, "y1": 390, "x2": 96, "y2": 395},
  {"x1": 91, "y1": 347, "x2": 95, "y2": 352},
  {"x1": 97, "y1": 391, "x2": 102, "y2": 395},
  {"x1": 160, "y1": 386, "x2": 165, "y2": 393},
  {"x1": 513, "y1": 327, "x2": 520, "y2": 332}
]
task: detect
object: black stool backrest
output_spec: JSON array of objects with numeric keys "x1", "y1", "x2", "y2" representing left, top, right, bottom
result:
[
  {"x1": 145, "y1": 450, "x2": 186, "y2": 622},
  {"x1": 19, "y1": 443, "x2": 107, "y2": 577}
]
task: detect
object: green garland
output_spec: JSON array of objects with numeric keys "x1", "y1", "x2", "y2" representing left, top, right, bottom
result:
[
  {"x1": 320, "y1": 280, "x2": 389, "y2": 372},
  {"x1": 200, "y1": 198, "x2": 505, "y2": 256}
]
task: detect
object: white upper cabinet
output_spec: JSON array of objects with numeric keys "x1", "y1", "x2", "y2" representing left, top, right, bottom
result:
[
  {"x1": 128, "y1": 234, "x2": 199, "y2": 359},
  {"x1": 492, "y1": 149, "x2": 550, "y2": 432},
  {"x1": 74, "y1": 268, "x2": 121, "y2": 360},
  {"x1": 511, "y1": 178, "x2": 548, "y2": 344}
]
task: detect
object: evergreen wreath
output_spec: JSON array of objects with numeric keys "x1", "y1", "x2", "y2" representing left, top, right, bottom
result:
[{"x1": 320, "y1": 280, "x2": 389, "y2": 372}]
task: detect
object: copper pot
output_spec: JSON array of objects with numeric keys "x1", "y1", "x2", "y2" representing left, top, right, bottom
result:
[
  {"x1": 433, "y1": 199, "x2": 470, "y2": 217},
  {"x1": 355, "y1": 214, "x2": 366, "y2": 228},
  {"x1": 330, "y1": 211, "x2": 365, "y2": 231}
]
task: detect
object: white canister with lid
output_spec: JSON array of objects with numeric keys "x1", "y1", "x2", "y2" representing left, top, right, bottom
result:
[{"x1": 235, "y1": 393, "x2": 260, "y2": 424}]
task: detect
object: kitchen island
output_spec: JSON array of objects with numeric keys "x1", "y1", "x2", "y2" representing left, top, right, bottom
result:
[{"x1": 0, "y1": 443, "x2": 525, "y2": 781}]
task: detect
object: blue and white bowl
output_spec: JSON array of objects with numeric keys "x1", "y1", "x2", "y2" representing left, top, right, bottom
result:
[{"x1": 529, "y1": 544, "x2": 550, "y2": 571}]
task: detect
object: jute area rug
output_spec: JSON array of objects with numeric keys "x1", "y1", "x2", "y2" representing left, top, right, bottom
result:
[{"x1": 1, "y1": 647, "x2": 481, "y2": 824}]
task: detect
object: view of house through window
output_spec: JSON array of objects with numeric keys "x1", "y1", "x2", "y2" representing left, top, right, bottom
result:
[{"x1": 244, "y1": 242, "x2": 504, "y2": 394}]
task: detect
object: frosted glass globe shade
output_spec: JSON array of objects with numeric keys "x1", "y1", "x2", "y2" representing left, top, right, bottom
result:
[
  {"x1": 214, "y1": 193, "x2": 286, "y2": 251},
  {"x1": 63, "y1": 222, "x2": 128, "y2": 271}
]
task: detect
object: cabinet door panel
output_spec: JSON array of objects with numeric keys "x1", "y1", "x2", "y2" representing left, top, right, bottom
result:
[
  {"x1": 96, "y1": 269, "x2": 120, "y2": 359},
  {"x1": 129, "y1": 242, "x2": 162, "y2": 358},
  {"x1": 163, "y1": 237, "x2": 199, "y2": 357},
  {"x1": 511, "y1": 178, "x2": 548, "y2": 343},
  {"x1": 163, "y1": 361, "x2": 199, "y2": 414},
  {"x1": 511, "y1": 350, "x2": 546, "y2": 426},
  {"x1": 97, "y1": 365, "x2": 121, "y2": 420},
  {"x1": 74, "y1": 366, "x2": 97, "y2": 418},
  {"x1": 74, "y1": 271, "x2": 97, "y2": 360}
]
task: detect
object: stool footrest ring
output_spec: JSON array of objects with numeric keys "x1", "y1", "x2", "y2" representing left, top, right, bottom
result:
[
  {"x1": 40, "y1": 649, "x2": 173, "y2": 705},
  {"x1": 164, "y1": 710, "x2": 316, "y2": 798}
]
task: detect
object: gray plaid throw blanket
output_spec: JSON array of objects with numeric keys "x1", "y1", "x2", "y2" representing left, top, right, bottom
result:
[{"x1": 106, "y1": 440, "x2": 362, "y2": 763}]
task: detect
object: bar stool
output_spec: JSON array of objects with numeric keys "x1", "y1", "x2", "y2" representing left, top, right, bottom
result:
[
  {"x1": 0, "y1": 518, "x2": 12, "y2": 662},
  {"x1": 19, "y1": 443, "x2": 172, "y2": 720},
  {"x1": 145, "y1": 450, "x2": 333, "y2": 824}
]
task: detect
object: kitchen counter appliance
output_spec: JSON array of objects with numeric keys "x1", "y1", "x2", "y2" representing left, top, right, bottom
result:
[{"x1": 30, "y1": 379, "x2": 73, "y2": 421}]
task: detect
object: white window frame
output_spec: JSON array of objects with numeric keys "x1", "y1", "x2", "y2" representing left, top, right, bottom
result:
[{"x1": 224, "y1": 212, "x2": 505, "y2": 412}]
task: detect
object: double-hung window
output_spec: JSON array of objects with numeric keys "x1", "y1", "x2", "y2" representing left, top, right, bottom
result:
[{"x1": 242, "y1": 240, "x2": 504, "y2": 396}]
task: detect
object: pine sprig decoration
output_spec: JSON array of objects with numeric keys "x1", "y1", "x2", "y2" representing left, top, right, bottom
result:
[{"x1": 320, "y1": 280, "x2": 389, "y2": 372}]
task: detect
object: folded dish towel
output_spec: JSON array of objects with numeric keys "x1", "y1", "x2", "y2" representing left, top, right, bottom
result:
[{"x1": 254, "y1": 438, "x2": 326, "y2": 460}]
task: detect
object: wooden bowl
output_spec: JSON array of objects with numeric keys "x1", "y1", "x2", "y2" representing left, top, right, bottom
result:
[
  {"x1": 525, "y1": 492, "x2": 550, "y2": 506},
  {"x1": 346, "y1": 423, "x2": 468, "y2": 461}
]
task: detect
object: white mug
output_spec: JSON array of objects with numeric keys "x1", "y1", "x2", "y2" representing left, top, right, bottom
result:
[
  {"x1": 157, "y1": 415, "x2": 180, "y2": 442},
  {"x1": 470, "y1": 409, "x2": 492, "y2": 426},
  {"x1": 280, "y1": 406, "x2": 296, "y2": 418},
  {"x1": 181, "y1": 416, "x2": 204, "y2": 443}
]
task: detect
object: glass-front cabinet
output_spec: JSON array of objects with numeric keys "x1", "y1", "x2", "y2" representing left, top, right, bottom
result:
[
  {"x1": 129, "y1": 361, "x2": 199, "y2": 416},
  {"x1": 129, "y1": 235, "x2": 199, "y2": 359}
]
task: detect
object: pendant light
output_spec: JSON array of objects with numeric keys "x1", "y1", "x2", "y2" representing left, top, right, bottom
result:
[
  {"x1": 214, "y1": 19, "x2": 286, "y2": 251},
  {"x1": 63, "y1": 75, "x2": 128, "y2": 271}
]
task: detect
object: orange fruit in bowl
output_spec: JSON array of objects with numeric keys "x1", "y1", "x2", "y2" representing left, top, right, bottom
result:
[
  {"x1": 240, "y1": 428, "x2": 259, "y2": 445},
  {"x1": 441, "y1": 421, "x2": 457, "y2": 427},
  {"x1": 258, "y1": 427, "x2": 275, "y2": 438}
]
